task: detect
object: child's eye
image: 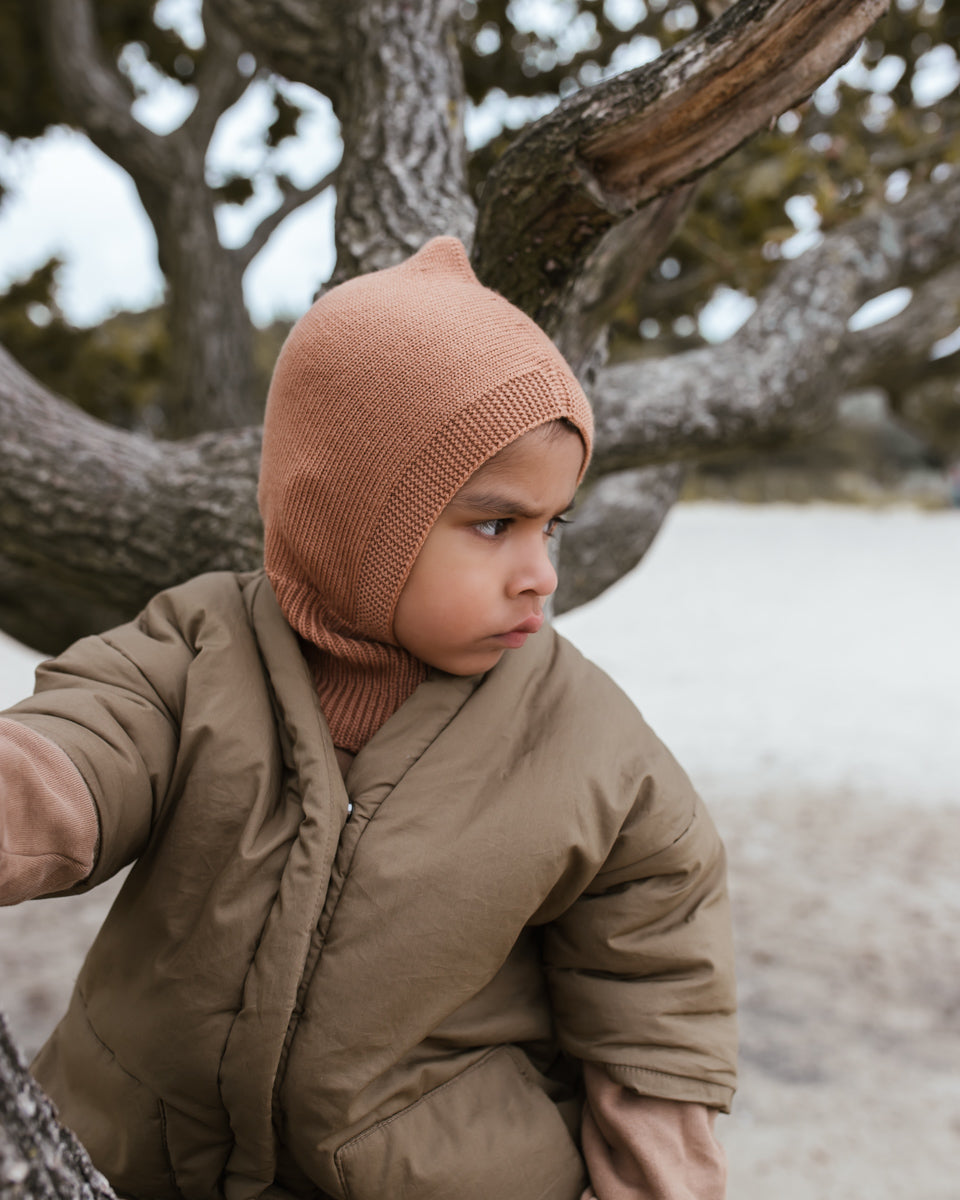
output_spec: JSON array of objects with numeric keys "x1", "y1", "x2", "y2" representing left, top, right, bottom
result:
[
  {"x1": 544, "y1": 515, "x2": 572, "y2": 538},
  {"x1": 474, "y1": 518, "x2": 511, "y2": 538}
]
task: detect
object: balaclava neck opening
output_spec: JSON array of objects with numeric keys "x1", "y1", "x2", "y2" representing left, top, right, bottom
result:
[{"x1": 258, "y1": 237, "x2": 593, "y2": 753}]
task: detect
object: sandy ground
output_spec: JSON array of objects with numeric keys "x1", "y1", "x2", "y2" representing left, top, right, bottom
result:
[{"x1": 2, "y1": 783, "x2": 958, "y2": 1199}]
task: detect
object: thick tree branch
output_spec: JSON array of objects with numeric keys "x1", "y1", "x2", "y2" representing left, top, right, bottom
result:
[
  {"x1": 40, "y1": 0, "x2": 177, "y2": 186},
  {"x1": 589, "y1": 174, "x2": 960, "y2": 473},
  {"x1": 0, "y1": 346, "x2": 262, "y2": 653},
  {"x1": 553, "y1": 186, "x2": 698, "y2": 373},
  {"x1": 39, "y1": 0, "x2": 260, "y2": 433},
  {"x1": 473, "y1": 0, "x2": 888, "y2": 332},
  {"x1": 556, "y1": 465, "x2": 686, "y2": 614},
  {"x1": 844, "y1": 264, "x2": 960, "y2": 396},
  {"x1": 181, "y1": 6, "x2": 248, "y2": 148},
  {"x1": 206, "y1": 0, "x2": 351, "y2": 111},
  {"x1": 237, "y1": 169, "x2": 337, "y2": 271}
]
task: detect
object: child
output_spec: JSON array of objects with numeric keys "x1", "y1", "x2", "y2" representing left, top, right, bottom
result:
[{"x1": 0, "y1": 238, "x2": 737, "y2": 1200}]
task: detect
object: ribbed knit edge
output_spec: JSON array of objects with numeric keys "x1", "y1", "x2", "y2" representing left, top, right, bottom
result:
[
  {"x1": 266, "y1": 571, "x2": 429, "y2": 753},
  {"x1": 301, "y1": 640, "x2": 428, "y2": 754}
]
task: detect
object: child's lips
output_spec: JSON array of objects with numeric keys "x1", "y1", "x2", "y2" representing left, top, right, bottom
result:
[{"x1": 493, "y1": 613, "x2": 543, "y2": 648}]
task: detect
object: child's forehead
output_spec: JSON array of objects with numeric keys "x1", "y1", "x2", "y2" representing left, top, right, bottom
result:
[
  {"x1": 469, "y1": 422, "x2": 582, "y2": 476},
  {"x1": 448, "y1": 422, "x2": 585, "y2": 506}
]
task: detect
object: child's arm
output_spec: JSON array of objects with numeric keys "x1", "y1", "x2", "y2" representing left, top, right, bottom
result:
[
  {"x1": 1, "y1": 597, "x2": 194, "y2": 897},
  {"x1": 545, "y1": 791, "x2": 737, "y2": 1109},
  {"x1": 542, "y1": 745, "x2": 736, "y2": 1197},
  {"x1": 580, "y1": 1065, "x2": 726, "y2": 1200},
  {"x1": 0, "y1": 718, "x2": 98, "y2": 905}
]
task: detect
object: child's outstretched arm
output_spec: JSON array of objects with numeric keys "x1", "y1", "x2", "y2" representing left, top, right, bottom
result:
[
  {"x1": 0, "y1": 718, "x2": 98, "y2": 904},
  {"x1": 0, "y1": 590, "x2": 196, "y2": 904}
]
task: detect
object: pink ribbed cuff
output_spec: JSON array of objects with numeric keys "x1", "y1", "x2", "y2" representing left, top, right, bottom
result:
[{"x1": 0, "y1": 717, "x2": 98, "y2": 905}]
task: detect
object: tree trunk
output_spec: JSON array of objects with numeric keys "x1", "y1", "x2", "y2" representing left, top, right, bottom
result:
[
  {"x1": 0, "y1": 1014, "x2": 116, "y2": 1199},
  {"x1": 143, "y1": 176, "x2": 259, "y2": 436},
  {"x1": 41, "y1": 0, "x2": 261, "y2": 436},
  {"x1": 332, "y1": 0, "x2": 475, "y2": 278}
]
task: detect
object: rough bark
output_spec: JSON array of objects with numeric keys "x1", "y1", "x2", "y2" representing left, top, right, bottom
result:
[
  {"x1": 588, "y1": 174, "x2": 960, "y2": 473},
  {"x1": 472, "y1": 0, "x2": 889, "y2": 335},
  {"x1": 0, "y1": 1014, "x2": 116, "y2": 1199},
  {"x1": 551, "y1": 187, "x2": 698, "y2": 375},
  {"x1": 332, "y1": 0, "x2": 475, "y2": 279},
  {"x1": 0, "y1": 345, "x2": 262, "y2": 654}
]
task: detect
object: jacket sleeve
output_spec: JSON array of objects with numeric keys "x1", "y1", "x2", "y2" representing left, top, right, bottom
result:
[
  {"x1": 1, "y1": 594, "x2": 195, "y2": 892},
  {"x1": 542, "y1": 758, "x2": 738, "y2": 1112},
  {"x1": 0, "y1": 718, "x2": 99, "y2": 904}
]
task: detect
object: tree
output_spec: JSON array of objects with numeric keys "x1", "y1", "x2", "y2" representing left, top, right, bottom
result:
[
  {"x1": 0, "y1": 1014, "x2": 117, "y2": 1199},
  {"x1": 2, "y1": 0, "x2": 957, "y2": 658}
]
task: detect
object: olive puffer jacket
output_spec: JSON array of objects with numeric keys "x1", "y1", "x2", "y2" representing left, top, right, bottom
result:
[{"x1": 7, "y1": 571, "x2": 736, "y2": 1200}]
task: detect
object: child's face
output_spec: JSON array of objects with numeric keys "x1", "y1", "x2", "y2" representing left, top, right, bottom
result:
[{"x1": 392, "y1": 423, "x2": 585, "y2": 675}]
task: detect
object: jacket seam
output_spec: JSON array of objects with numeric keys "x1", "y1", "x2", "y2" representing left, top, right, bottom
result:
[
  {"x1": 624, "y1": 794, "x2": 700, "y2": 870},
  {"x1": 98, "y1": 635, "x2": 184, "y2": 730},
  {"x1": 156, "y1": 1098, "x2": 186, "y2": 1199}
]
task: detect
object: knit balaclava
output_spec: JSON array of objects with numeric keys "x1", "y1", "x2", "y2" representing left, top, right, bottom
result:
[{"x1": 258, "y1": 236, "x2": 594, "y2": 752}]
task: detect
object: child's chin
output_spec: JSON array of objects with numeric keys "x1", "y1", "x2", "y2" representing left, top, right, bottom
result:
[{"x1": 436, "y1": 646, "x2": 506, "y2": 676}]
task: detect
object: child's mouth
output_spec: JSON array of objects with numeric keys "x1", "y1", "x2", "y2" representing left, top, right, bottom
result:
[{"x1": 494, "y1": 614, "x2": 543, "y2": 648}]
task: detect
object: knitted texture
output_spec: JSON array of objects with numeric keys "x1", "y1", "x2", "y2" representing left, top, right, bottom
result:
[{"x1": 258, "y1": 236, "x2": 594, "y2": 751}]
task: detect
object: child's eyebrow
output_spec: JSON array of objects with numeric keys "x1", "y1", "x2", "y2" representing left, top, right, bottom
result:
[{"x1": 449, "y1": 490, "x2": 574, "y2": 519}]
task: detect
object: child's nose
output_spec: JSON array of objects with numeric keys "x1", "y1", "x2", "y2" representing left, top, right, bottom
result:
[{"x1": 510, "y1": 539, "x2": 558, "y2": 599}]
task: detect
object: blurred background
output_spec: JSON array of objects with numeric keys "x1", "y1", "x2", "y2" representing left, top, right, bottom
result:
[{"x1": 1, "y1": 1, "x2": 959, "y2": 1196}]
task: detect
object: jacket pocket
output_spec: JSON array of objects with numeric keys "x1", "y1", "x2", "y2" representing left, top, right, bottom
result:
[
  {"x1": 31, "y1": 991, "x2": 182, "y2": 1199},
  {"x1": 334, "y1": 1045, "x2": 587, "y2": 1200}
]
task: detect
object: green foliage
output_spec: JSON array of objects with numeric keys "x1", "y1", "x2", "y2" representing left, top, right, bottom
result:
[{"x1": 0, "y1": 259, "x2": 171, "y2": 430}]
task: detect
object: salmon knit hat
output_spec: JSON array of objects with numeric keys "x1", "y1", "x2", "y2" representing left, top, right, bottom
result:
[{"x1": 258, "y1": 236, "x2": 593, "y2": 752}]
